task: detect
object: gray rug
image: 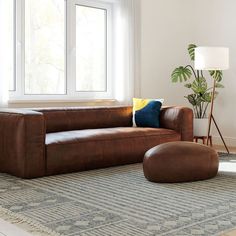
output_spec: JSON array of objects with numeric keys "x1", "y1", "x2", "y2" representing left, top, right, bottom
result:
[{"x1": 0, "y1": 154, "x2": 236, "y2": 236}]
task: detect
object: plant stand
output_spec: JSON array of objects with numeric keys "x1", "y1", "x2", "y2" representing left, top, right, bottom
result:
[{"x1": 194, "y1": 136, "x2": 212, "y2": 146}]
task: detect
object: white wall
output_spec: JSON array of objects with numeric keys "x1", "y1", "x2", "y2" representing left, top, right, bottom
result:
[
  {"x1": 193, "y1": 0, "x2": 236, "y2": 146},
  {"x1": 141, "y1": 0, "x2": 195, "y2": 106},
  {"x1": 141, "y1": 0, "x2": 236, "y2": 146}
]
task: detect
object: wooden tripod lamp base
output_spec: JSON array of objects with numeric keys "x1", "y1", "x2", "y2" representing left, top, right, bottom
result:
[
  {"x1": 195, "y1": 46, "x2": 230, "y2": 154},
  {"x1": 206, "y1": 78, "x2": 230, "y2": 154},
  {"x1": 207, "y1": 115, "x2": 230, "y2": 153}
]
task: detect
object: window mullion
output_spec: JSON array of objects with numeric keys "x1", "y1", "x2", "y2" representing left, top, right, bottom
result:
[
  {"x1": 14, "y1": 0, "x2": 24, "y2": 98},
  {"x1": 21, "y1": 0, "x2": 25, "y2": 96},
  {"x1": 66, "y1": 0, "x2": 76, "y2": 97}
]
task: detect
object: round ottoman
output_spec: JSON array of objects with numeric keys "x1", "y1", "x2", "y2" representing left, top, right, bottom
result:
[{"x1": 143, "y1": 141, "x2": 219, "y2": 183}]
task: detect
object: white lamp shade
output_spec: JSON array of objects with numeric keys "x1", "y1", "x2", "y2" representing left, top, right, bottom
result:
[{"x1": 194, "y1": 47, "x2": 229, "y2": 70}]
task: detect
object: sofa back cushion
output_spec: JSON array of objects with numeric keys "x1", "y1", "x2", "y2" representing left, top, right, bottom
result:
[{"x1": 35, "y1": 106, "x2": 133, "y2": 133}]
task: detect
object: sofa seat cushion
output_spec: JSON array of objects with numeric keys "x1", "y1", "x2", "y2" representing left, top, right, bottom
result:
[{"x1": 46, "y1": 127, "x2": 181, "y2": 175}]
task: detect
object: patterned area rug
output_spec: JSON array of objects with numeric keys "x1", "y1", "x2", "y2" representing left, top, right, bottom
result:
[{"x1": 0, "y1": 153, "x2": 236, "y2": 236}]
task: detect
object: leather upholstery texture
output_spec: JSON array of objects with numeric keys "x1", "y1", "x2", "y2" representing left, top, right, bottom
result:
[
  {"x1": 143, "y1": 141, "x2": 219, "y2": 183},
  {"x1": 0, "y1": 109, "x2": 45, "y2": 178},
  {"x1": 0, "y1": 106, "x2": 193, "y2": 178},
  {"x1": 35, "y1": 106, "x2": 132, "y2": 133},
  {"x1": 160, "y1": 106, "x2": 193, "y2": 141},
  {"x1": 46, "y1": 127, "x2": 180, "y2": 175}
]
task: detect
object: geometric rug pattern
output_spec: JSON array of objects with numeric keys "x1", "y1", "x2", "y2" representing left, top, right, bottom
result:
[{"x1": 0, "y1": 153, "x2": 236, "y2": 236}]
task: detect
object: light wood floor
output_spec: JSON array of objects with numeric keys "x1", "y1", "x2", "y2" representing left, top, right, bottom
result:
[
  {"x1": 0, "y1": 219, "x2": 32, "y2": 236},
  {"x1": 213, "y1": 144, "x2": 236, "y2": 153},
  {"x1": 0, "y1": 145, "x2": 236, "y2": 236},
  {"x1": 223, "y1": 230, "x2": 236, "y2": 236}
]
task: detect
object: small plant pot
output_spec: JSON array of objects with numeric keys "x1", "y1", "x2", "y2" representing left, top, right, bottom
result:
[{"x1": 194, "y1": 118, "x2": 209, "y2": 137}]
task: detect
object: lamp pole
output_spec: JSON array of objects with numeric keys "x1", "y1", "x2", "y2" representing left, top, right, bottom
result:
[
  {"x1": 206, "y1": 78, "x2": 230, "y2": 153},
  {"x1": 206, "y1": 79, "x2": 216, "y2": 146}
]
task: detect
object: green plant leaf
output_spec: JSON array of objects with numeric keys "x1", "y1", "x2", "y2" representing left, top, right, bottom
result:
[
  {"x1": 188, "y1": 44, "x2": 197, "y2": 61},
  {"x1": 215, "y1": 83, "x2": 224, "y2": 88},
  {"x1": 171, "y1": 66, "x2": 192, "y2": 83},
  {"x1": 184, "y1": 83, "x2": 192, "y2": 88},
  {"x1": 191, "y1": 77, "x2": 207, "y2": 94},
  {"x1": 171, "y1": 44, "x2": 224, "y2": 112},
  {"x1": 209, "y1": 70, "x2": 223, "y2": 82},
  {"x1": 185, "y1": 94, "x2": 196, "y2": 106},
  {"x1": 201, "y1": 92, "x2": 212, "y2": 103},
  {"x1": 185, "y1": 94, "x2": 202, "y2": 106}
]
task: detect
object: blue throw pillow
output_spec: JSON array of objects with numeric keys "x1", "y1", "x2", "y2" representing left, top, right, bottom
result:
[{"x1": 133, "y1": 98, "x2": 163, "y2": 128}]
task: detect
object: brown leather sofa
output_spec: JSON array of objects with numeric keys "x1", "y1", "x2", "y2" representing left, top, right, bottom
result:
[{"x1": 0, "y1": 106, "x2": 193, "y2": 178}]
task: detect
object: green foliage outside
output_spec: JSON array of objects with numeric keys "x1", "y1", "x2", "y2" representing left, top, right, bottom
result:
[{"x1": 170, "y1": 44, "x2": 224, "y2": 118}]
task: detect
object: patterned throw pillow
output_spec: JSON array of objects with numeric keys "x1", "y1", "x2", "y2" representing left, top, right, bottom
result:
[{"x1": 133, "y1": 98, "x2": 164, "y2": 128}]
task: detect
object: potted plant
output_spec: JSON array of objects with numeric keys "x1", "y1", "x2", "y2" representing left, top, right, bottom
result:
[{"x1": 170, "y1": 44, "x2": 224, "y2": 136}]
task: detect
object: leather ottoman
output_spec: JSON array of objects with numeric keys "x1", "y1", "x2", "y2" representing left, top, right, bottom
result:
[{"x1": 143, "y1": 141, "x2": 219, "y2": 183}]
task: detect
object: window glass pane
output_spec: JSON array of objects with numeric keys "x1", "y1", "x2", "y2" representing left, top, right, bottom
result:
[
  {"x1": 4, "y1": 0, "x2": 15, "y2": 91},
  {"x1": 76, "y1": 5, "x2": 107, "y2": 92},
  {"x1": 25, "y1": 0, "x2": 65, "y2": 94}
]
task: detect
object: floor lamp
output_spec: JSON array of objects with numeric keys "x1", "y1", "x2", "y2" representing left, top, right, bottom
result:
[{"x1": 194, "y1": 47, "x2": 230, "y2": 153}]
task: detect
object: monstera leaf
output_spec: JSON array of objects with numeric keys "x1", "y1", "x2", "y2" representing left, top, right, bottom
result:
[
  {"x1": 201, "y1": 92, "x2": 212, "y2": 103},
  {"x1": 209, "y1": 70, "x2": 223, "y2": 82},
  {"x1": 191, "y1": 77, "x2": 207, "y2": 94},
  {"x1": 184, "y1": 83, "x2": 192, "y2": 89},
  {"x1": 171, "y1": 66, "x2": 192, "y2": 83},
  {"x1": 185, "y1": 94, "x2": 202, "y2": 106},
  {"x1": 188, "y1": 44, "x2": 197, "y2": 61},
  {"x1": 170, "y1": 43, "x2": 225, "y2": 118}
]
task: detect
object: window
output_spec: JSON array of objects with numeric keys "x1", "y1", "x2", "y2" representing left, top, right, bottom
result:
[
  {"x1": 25, "y1": 0, "x2": 65, "y2": 95},
  {"x1": 76, "y1": 5, "x2": 107, "y2": 92},
  {"x1": 10, "y1": 0, "x2": 113, "y2": 100}
]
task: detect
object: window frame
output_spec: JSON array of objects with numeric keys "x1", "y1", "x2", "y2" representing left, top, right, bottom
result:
[
  {"x1": 8, "y1": 0, "x2": 17, "y2": 92},
  {"x1": 9, "y1": 0, "x2": 114, "y2": 101}
]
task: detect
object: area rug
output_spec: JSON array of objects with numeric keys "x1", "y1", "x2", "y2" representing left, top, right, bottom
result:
[{"x1": 0, "y1": 153, "x2": 236, "y2": 236}]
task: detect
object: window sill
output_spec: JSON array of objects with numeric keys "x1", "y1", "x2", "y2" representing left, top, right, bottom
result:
[
  {"x1": 7, "y1": 99, "x2": 118, "y2": 108},
  {"x1": 8, "y1": 98, "x2": 116, "y2": 104}
]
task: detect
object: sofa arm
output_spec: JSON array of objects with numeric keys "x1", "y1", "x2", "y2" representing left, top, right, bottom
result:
[
  {"x1": 160, "y1": 106, "x2": 193, "y2": 141},
  {"x1": 0, "y1": 109, "x2": 46, "y2": 178}
]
